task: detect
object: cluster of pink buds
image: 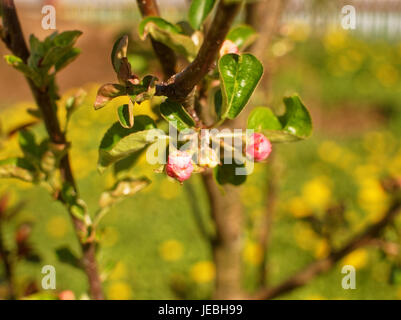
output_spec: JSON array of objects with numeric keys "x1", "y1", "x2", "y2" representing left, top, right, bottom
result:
[
  {"x1": 246, "y1": 133, "x2": 272, "y2": 162},
  {"x1": 165, "y1": 133, "x2": 272, "y2": 183}
]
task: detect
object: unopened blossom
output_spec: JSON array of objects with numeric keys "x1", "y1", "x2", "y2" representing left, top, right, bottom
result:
[
  {"x1": 219, "y1": 40, "x2": 239, "y2": 57},
  {"x1": 246, "y1": 133, "x2": 272, "y2": 162},
  {"x1": 58, "y1": 290, "x2": 76, "y2": 300},
  {"x1": 166, "y1": 150, "x2": 194, "y2": 182}
]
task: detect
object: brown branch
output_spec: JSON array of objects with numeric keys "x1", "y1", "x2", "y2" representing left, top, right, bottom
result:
[
  {"x1": 136, "y1": 0, "x2": 176, "y2": 79},
  {"x1": 155, "y1": 0, "x2": 241, "y2": 101},
  {"x1": 0, "y1": 0, "x2": 103, "y2": 300},
  {"x1": 252, "y1": 199, "x2": 401, "y2": 300}
]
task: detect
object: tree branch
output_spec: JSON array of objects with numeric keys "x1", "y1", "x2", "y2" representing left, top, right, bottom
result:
[
  {"x1": 252, "y1": 198, "x2": 401, "y2": 300},
  {"x1": 136, "y1": 0, "x2": 177, "y2": 79},
  {"x1": 0, "y1": 0, "x2": 103, "y2": 299},
  {"x1": 155, "y1": 0, "x2": 241, "y2": 101}
]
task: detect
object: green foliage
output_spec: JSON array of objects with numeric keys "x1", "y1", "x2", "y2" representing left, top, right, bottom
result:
[
  {"x1": 160, "y1": 100, "x2": 195, "y2": 131},
  {"x1": 139, "y1": 17, "x2": 200, "y2": 60},
  {"x1": 111, "y1": 35, "x2": 129, "y2": 74},
  {"x1": 218, "y1": 53, "x2": 263, "y2": 119},
  {"x1": 94, "y1": 84, "x2": 126, "y2": 110},
  {"x1": 117, "y1": 102, "x2": 135, "y2": 129},
  {"x1": 226, "y1": 24, "x2": 257, "y2": 49},
  {"x1": 188, "y1": 0, "x2": 216, "y2": 30},
  {"x1": 247, "y1": 95, "x2": 313, "y2": 142},
  {"x1": 99, "y1": 177, "x2": 151, "y2": 209},
  {"x1": 98, "y1": 116, "x2": 161, "y2": 172},
  {"x1": 213, "y1": 162, "x2": 247, "y2": 186}
]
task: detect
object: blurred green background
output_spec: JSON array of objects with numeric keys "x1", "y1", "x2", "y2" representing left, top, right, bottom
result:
[{"x1": 1, "y1": 0, "x2": 401, "y2": 300}]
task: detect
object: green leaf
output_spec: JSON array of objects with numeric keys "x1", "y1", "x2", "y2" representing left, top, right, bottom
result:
[
  {"x1": 214, "y1": 89, "x2": 223, "y2": 119},
  {"x1": 61, "y1": 183, "x2": 87, "y2": 221},
  {"x1": 247, "y1": 95, "x2": 313, "y2": 142},
  {"x1": 227, "y1": 24, "x2": 258, "y2": 49},
  {"x1": 218, "y1": 53, "x2": 263, "y2": 119},
  {"x1": 98, "y1": 115, "x2": 161, "y2": 172},
  {"x1": 139, "y1": 17, "x2": 181, "y2": 38},
  {"x1": 99, "y1": 177, "x2": 150, "y2": 209},
  {"x1": 0, "y1": 158, "x2": 36, "y2": 182},
  {"x1": 139, "y1": 17, "x2": 199, "y2": 60},
  {"x1": 4, "y1": 55, "x2": 42, "y2": 87},
  {"x1": 55, "y1": 247, "x2": 80, "y2": 269},
  {"x1": 53, "y1": 30, "x2": 82, "y2": 47},
  {"x1": 18, "y1": 129, "x2": 40, "y2": 161},
  {"x1": 55, "y1": 48, "x2": 81, "y2": 72},
  {"x1": 213, "y1": 163, "x2": 247, "y2": 186},
  {"x1": 188, "y1": 0, "x2": 216, "y2": 30},
  {"x1": 94, "y1": 83, "x2": 126, "y2": 110},
  {"x1": 117, "y1": 102, "x2": 134, "y2": 129},
  {"x1": 111, "y1": 35, "x2": 129, "y2": 73},
  {"x1": 160, "y1": 100, "x2": 195, "y2": 131}
]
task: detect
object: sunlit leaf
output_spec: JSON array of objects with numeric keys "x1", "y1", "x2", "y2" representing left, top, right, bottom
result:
[
  {"x1": 117, "y1": 101, "x2": 135, "y2": 129},
  {"x1": 0, "y1": 158, "x2": 36, "y2": 182},
  {"x1": 98, "y1": 115, "x2": 161, "y2": 172},
  {"x1": 226, "y1": 24, "x2": 257, "y2": 49},
  {"x1": 218, "y1": 53, "x2": 263, "y2": 119},
  {"x1": 139, "y1": 17, "x2": 199, "y2": 60},
  {"x1": 99, "y1": 177, "x2": 150, "y2": 208},
  {"x1": 247, "y1": 95, "x2": 313, "y2": 142},
  {"x1": 111, "y1": 35, "x2": 129, "y2": 73},
  {"x1": 188, "y1": 0, "x2": 216, "y2": 30},
  {"x1": 94, "y1": 83, "x2": 126, "y2": 110},
  {"x1": 160, "y1": 100, "x2": 195, "y2": 131}
]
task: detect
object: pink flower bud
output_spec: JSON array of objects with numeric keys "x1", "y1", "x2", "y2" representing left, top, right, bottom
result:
[
  {"x1": 58, "y1": 290, "x2": 75, "y2": 300},
  {"x1": 246, "y1": 133, "x2": 272, "y2": 162},
  {"x1": 219, "y1": 40, "x2": 239, "y2": 57},
  {"x1": 166, "y1": 150, "x2": 194, "y2": 182}
]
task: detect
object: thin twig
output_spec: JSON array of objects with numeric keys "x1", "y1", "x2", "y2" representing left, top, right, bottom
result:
[
  {"x1": 155, "y1": 0, "x2": 241, "y2": 102},
  {"x1": 252, "y1": 199, "x2": 401, "y2": 300}
]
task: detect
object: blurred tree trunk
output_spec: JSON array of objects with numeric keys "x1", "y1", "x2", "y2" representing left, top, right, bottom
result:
[
  {"x1": 202, "y1": 171, "x2": 244, "y2": 299},
  {"x1": 202, "y1": 0, "x2": 287, "y2": 299}
]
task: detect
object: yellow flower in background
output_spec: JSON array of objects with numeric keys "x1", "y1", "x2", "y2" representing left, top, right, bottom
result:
[
  {"x1": 397, "y1": 287, "x2": 401, "y2": 300},
  {"x1": 318, "y1": 141, "x2": 342, "y2": 164},
  {"x1": 376, "y1": 64, "x2": 399, "y2": 87},
  {"x1": 358, "y1": 178, "x2": 389, "y2": 222},
  {"x1": 302, "y1": 177, "x2": 332, "y2": 211},
  {"x1": 342, "y1": 249, "x2": 368, "y2": 270},
  {"x1": 243, "y1": 241, "x2": 264, "y2": 265},
  {"x1": 190, "y1": 261, "x2": 215, "y2": 284},
  {"x1": 107, "y1": 281, "x2": 132, "y2": 300},
  {"x1": 288, "y1": 196, "x2": 312, "y2": 218},
  {"x1": 285, "y1": 22, "x2": 310, "y2": 42},
  {"x1": 46, "y1": 216, "x2": 68, "y2": 239},
  {"x1": 109, "y1": 262, "x2": 127, "y2": 281},
  {"x1": 314, "y1": 239, "x2": 330, "y2": 259},
  {"x1": 324, "y1": 28, "x2": 348, "y2": 51},
  {"x1": 272, "y1": 39, "x2": 294, "y2": 57},
  {"x1": 159, "y1": 239, "x2": 183, "y2": 262}
]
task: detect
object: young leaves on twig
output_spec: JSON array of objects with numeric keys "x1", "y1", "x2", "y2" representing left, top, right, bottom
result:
[{"x1": 247, "y1": 95, "x2": 313, "y2": 142}]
